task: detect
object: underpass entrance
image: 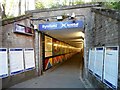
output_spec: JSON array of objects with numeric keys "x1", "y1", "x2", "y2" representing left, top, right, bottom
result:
[{"x1": 37, "y1": 18, "x2": 85, "y2": 72}]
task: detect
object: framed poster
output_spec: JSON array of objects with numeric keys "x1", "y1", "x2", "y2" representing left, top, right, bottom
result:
[
  {"x1": 94, "y1": 47, "x2": 104, "y2": 81},
  {"x1": 45, "y1": 36, "x2": 52, "y2": 57},
  {"x1": 24, "y1": 48, "x2": 35, "y2": 71},
  {"x1": 103, "y1": 46, "x2": 119, "y2": 89},
  {"x1": 0, "y1": 48, "x2": 8, "y2": 78},
  {"x1": 9, "y1": 48, "x2": 24, "y2": 75},
  {"x1": 14, "y1": 24, "x2": 25, "y2": 33},
  {"x1": 88, "y1": 48, "x2": 95, "y2": 73}
]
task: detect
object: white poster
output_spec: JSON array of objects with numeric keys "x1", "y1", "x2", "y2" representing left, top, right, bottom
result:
[
  {"x1": 24, "y1": 48, "x2": 35, "y2": 71},
  {"x1": 9, "y1": 48, "x2": 24, "y2": 75},
  {"x1": 0, "y1": 48, "x2": 8, "y2": 78},
  {"x1": 94, "y1": 47, "x2": 104, "y2": 81},
  {"x1": 15, "y1": 24, "x2": 25, "y2": 33},
  {"x1": 88, "y1": 48, "x2": 95, "y2": 73},
  {"x1": 103, "y1": 46, "x2": 119, "y2": 89}
]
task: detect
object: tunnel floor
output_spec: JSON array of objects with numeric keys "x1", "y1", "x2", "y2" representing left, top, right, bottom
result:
[{"x1": 9, "y1": 53, "x2": 92, "y2": 88}]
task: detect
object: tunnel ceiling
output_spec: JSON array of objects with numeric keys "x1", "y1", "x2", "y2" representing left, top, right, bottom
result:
[{"x1": 42, "y1": 28, "x2": 84, "y2": 48}]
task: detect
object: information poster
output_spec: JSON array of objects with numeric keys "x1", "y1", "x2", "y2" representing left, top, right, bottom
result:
[
  {"x1": 0, "y1": 48, "x2": 8, "y2": 78},
  {"x1": 15, "y1": 24, "x2": 25, "y2": 33},
  {"x1": 103, "y1": 46, "x2": 119, "y2": 89},
  {"x1": 88, "y1": 48, "x2": 95, "y2": 73},
  {"x1": 9, "y1": 48, "x2": 24, "y2": 75},
  {"x1": 45, "y1": 36, "x2": 52, "y2": 57},
  {"x1": 94, "y1": 47, "x2": 104, "y2": 81},
  {"x1": 24, "y1": 48, "x2": 35, "y2": 71}
]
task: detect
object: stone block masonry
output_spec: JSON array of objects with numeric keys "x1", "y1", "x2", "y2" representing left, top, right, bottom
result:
[
  {"x1": 91, "y1": 8, "x2": 120, "y2": 89},
  {"x1": 0, "y1": 14, "x2": 38, "y2": 88}
]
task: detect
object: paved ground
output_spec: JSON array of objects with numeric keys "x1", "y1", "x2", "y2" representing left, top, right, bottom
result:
[{"x1": 9, "y1": 53, "x2": 92, "y2": 88}]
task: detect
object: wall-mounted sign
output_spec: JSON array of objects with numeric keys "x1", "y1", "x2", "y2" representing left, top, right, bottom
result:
[
  {"x1": 9, "y1": 48, "x2": 24, "y2": 75},
  {"x1": 14, "y1": 24, "x2": 33, "y2": 35},
  {"x1": 39, "y1": 20, "x2": 83, "y2": 30},
  {"x1": 88, "y1": 48, "x2": 95, "y2": 73},
  {"x1": 0, "y1": 48, "x2": 8, "y2": 78},
  {"x1": 94, "y1": 47, "x2": 104, "y2": 81},
  {"x1": 24, "y1": 48, "x2": 35, "y2": 71},
  {"x1": 103, "y1": 46, "x2": 119, "y2": 89}
]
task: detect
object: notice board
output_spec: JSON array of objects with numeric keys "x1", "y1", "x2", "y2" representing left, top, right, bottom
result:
[
  {"x1": 9, "y1": 48, "x2": 24, "y2": 75},
  {"x1": 24, "y1": 48, "x2": 35, "y2": 71},
  {"x1": 103, "y1": 46, "x2": 119, "y2": 89},
  {"x1": 88, "y1": 48, "x2": 95, "y2": 73},
  {"x1": 94, "y1": 47, "x2": 104, "y2": 81},
  {"x1": 0, "y1": 48, "x2": 8, "y2": 78}
]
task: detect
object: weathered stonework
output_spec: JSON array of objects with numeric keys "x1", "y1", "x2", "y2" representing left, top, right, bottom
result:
[
  {"x1": 90, "y1": 8, "x2": 120, "y2": 89},
  {"x1": 0, "y1": 15, "x2": 37, "y2": 88}
]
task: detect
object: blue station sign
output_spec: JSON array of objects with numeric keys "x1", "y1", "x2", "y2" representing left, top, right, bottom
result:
[{"x1": 39, "y1": 20, "x2": 83, "y2": 30}]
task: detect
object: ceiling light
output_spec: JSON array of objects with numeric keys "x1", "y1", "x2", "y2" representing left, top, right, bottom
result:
[{"x1": 57, "y1": 16, "x2": 63, "y2": 21}]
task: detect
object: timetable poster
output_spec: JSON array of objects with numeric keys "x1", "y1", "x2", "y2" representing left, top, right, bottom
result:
[
  {"x1": 9, "y1": 48, "x2": 24, "y2": 75},
  {"x1": 94, "y1": 47, "x2": 104, "y2": 81},
  {"x1": 0, "y1": 48, "x2": 8, "y2": 78},
  {"x1": 103, "y1": 46, "x2": 119, "y2": 89},
  {"x1": 88, "y1": 48, "x2": 95, "y2": 73},
  {"x1": 24, "y1": 48, "x2": 35, "y2": 71},
  {"x1": 45, "y1": 36, "x2": 52, "y2": 57}
]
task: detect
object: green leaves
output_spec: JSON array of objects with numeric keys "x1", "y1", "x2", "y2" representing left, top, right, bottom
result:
[
  {"x1": 35, "y1": 0, "x2": 44, "y2": 9},
  {"x1": 103, "y1": 2, "x2": 120, "y2": 10}
]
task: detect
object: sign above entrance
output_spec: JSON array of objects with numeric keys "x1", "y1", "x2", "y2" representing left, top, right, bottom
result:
[{"x1": 39, "y1": 20, "x2": 83, "y2": 30}]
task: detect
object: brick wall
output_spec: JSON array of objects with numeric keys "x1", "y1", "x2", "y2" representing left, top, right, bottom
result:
[
  {"x1": 90, "y1": 8, "x2": 120, "y2": 88},
  {"x1": 0, "y1": 15, "x2": 38, "y2": 88}
]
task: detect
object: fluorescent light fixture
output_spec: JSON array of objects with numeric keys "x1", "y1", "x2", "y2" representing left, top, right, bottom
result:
[
  {"x1": 71, "y1": 12, "x2": 75, "y2": 18},
  {"x1": 57, "y1": 16, "x2": 63, "y2": 20}
]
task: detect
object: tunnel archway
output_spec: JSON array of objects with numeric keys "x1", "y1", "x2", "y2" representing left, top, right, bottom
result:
[{"x1": 33, "y1": 16, "x2": 85, "y2": 76}]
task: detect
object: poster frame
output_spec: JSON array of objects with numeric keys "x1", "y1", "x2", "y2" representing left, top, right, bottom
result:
[
  {"x1": 9, "y1": 48, "x2": 24, "y2": 76},
  {"x1": 24, "y1": 48, "x2": 35, "y2": 71},
  {"x1": 103, "y1": 46, "x2": 119, "y2": 89},
  {"x1": 0, "y1": 48, "x2": 8, "y2": 78},
  {"x1": 88, "y1": 48, "x2": 95, "y2": 74},
  {"x1": 94, "y1": 47, "x2": 104, "y2": 81}
]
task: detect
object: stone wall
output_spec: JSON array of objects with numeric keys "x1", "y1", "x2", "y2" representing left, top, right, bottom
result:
[
  {"x1": 89, "y1": 8, "x2": 120, "y2": 89},
  {"x1": 0, "y1": 14, "x2": 38, "y2": 88},
  {"x1": 92, "y1": 8, "x2": 119, "y2": 47}
]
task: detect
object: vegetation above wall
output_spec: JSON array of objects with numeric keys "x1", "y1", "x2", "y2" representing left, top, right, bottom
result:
[{"x1": 102, "y1": 2, "x2": 120, "y2": 10}]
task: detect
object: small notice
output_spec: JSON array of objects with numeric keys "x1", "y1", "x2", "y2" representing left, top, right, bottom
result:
[
  {"x1": 9, "y1": 48, "x2": 24, "y2": 75},
  {"x1": 0, "y1": 48, "x2": 8, "y2": 78},
  {"x1": 88, "y1": 48, "x2": 95, "y2": 73},
  {"x1": 103, "y1": 46, "x2": 119, "y2": 89},
  {"x1": 24, "y1": 48, "x2": 35, "y2": 71},
  {"x1": 94, "y1": 47, "x2": 104, "y2": 81}
]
